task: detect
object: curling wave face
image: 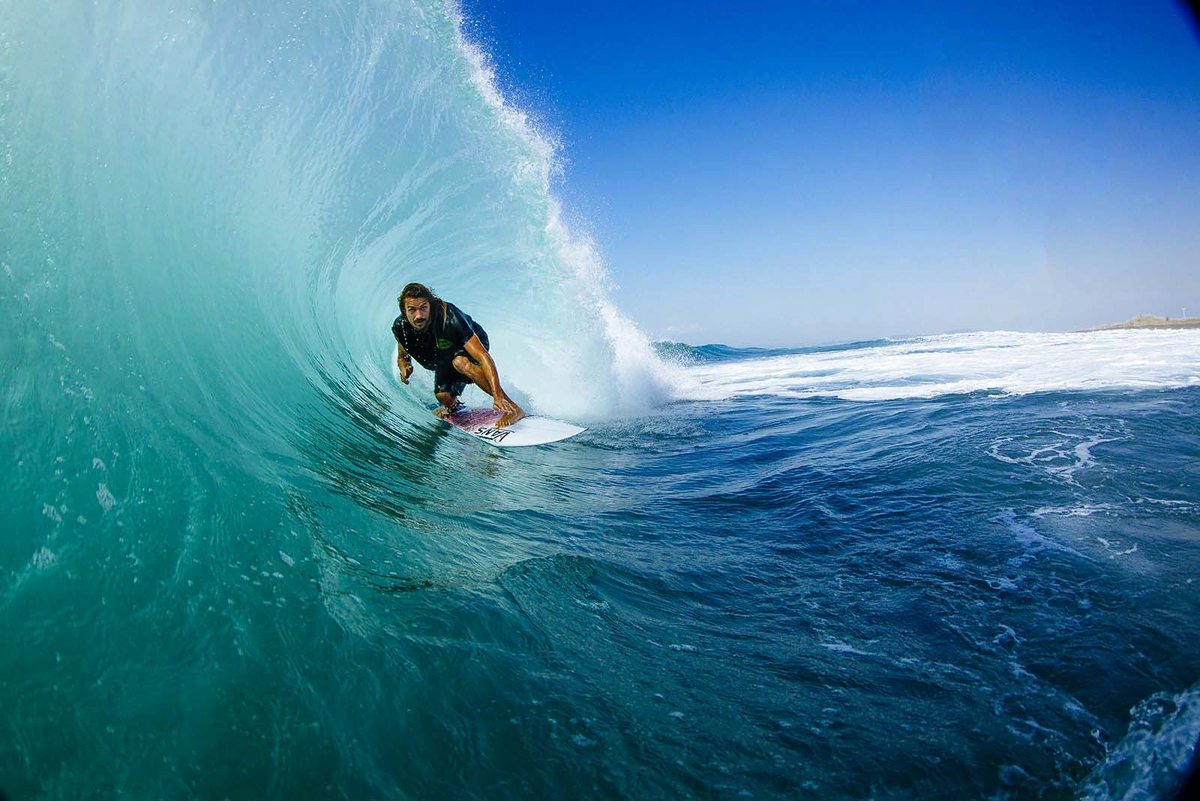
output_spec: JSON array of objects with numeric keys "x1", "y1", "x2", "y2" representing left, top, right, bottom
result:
[{"x1": 1, "y1": 0, "x2": 664, "y2": 481}]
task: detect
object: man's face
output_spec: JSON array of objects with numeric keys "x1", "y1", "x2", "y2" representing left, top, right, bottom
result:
[{"x1": 404, "y1": 298, "x2": 431, "y2": 331}]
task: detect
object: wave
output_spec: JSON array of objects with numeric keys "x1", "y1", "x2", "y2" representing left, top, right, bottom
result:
[
  {"x1": 0, "y1": 0, "x2": 668, "y2": 485},
  {"x1": 652, "y1": 337, "x2": 898, "y2": 364},
  {"x1": 1078, "y1": 681, "x2": 1200, "y2": 800},
  {"x1": 671, "y1": 330, "x2": 1200, "y2": 402}
]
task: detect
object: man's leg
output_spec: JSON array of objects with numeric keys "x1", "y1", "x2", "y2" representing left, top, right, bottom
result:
[
  {"x1": 452, "y1": 348, "x2": 524, "y2": 428},
  {"x1": 452, "y1": 354, "x2": 497, "y2": 398},
  {"x1": 432, "y1": 365, "x2": 466, "y2": 417},
  {"x1": 433, "y1": 390, "x2": 460, "y2": 416}
]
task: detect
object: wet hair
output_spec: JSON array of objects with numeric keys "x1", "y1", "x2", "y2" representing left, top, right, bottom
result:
[{"x1": 398, "y1": 282, "x2": 437, "y2": 308}]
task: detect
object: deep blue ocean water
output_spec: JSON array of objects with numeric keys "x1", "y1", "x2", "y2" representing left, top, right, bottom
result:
[{"x1": 3, "y1": 2, "x2": 1200, "y2": 799}]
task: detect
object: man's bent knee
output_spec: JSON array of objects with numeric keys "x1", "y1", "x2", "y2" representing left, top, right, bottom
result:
[{"x1": 453, "y1": 355, "x2": 485, "y2": 384}]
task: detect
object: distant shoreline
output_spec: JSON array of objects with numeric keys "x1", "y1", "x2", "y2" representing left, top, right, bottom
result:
[{"x1": 1084, "y1": 315, "x2": 1200, "y2": 331}]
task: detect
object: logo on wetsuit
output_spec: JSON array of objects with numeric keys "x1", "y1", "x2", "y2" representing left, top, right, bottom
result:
[{"x1": 436, "y1": 338, "x2": 455, "y2": 350}]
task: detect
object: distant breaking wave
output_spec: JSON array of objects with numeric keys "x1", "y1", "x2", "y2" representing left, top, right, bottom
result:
[{"x1": 669, "y1": 329, "x2": 1200, "y2": 402}]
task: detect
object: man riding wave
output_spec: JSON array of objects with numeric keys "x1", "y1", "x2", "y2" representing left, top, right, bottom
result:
[{"x1": 392, "y1": 282, "x2": 525, "y2": 427}]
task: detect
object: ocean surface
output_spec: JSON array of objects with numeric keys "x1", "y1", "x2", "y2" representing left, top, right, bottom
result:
[{"x1": 3, "y1": 2, "x2": 1199, "y2": 799}]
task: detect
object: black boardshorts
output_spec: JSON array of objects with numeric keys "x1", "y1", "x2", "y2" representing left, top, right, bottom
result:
[{"x1": 432, "y1": 329, "x2": 489, "y2": 397}]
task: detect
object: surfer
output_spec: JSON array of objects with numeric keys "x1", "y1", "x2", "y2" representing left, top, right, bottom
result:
[{"x1": 392, "y1": 283, "x2": 525, "y2": 427}]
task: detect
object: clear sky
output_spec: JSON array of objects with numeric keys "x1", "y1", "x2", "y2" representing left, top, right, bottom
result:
[{"x1": 461, "y1": 0, "x2": 1200, "y2": 347}]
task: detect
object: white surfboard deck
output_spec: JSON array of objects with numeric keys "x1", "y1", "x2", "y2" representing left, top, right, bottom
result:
[{"x1": 431, "y1": 405, "x2": 586, "y2": 447}]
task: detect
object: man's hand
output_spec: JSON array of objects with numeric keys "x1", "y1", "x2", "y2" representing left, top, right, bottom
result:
[
  {"x1": 494, "y1": 395, "x2": 525, "y2": 428},
  {"x1": 397, "y1": 354, "x2": 412, "y2": 384}
]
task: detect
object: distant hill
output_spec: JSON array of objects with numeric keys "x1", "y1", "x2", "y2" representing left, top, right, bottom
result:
[{"x1": 1089, "y1": 315, "x2": 1200, "y2": 331}]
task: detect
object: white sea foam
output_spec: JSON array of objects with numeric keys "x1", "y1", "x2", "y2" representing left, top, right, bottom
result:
[
  {"x1": 96, "y1": 483, "x2": 116, "y2": 513},
  {"x1": 1031, "y1": 505, "x2": 1120, "y2": 518},
  {"x1": 674, "y1": 330, "x2": 1200, "y2": 402}
]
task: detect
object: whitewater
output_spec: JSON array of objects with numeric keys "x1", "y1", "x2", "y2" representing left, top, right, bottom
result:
[{"x1": 3, "y1": 1, "x2": 1199, "y2": 798}]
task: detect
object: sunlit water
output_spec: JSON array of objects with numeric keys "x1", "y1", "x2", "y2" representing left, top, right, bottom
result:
[{"x1": 3, "y1": 1, "x2": 1199, "y2": 798}]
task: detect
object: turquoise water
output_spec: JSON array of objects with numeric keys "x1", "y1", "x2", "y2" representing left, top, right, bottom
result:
[{"x1": 3, "y1": 2, "x2": 1200, "y2": 798}]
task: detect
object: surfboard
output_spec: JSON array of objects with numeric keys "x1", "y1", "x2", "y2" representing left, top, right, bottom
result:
[{"x1": 431, "y1": 405, "x2": 586, "y2": 447}]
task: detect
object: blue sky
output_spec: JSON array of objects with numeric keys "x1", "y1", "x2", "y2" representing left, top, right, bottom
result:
[{"x1": 463, "y1": 1, "x2": 1200, "y2": 347}]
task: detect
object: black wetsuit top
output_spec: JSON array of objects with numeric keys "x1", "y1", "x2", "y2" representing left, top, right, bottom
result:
[{"x1": 392, "y1": 301, "x2": 489, "y2": 395}]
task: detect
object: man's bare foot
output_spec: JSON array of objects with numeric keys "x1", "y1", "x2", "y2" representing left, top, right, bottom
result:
[
  {"x1": 433, "y1": 401, "x2": 462, "y2": 419},
  {"x1": 496, "y1": 409, "x2": 525, "y2": 428}
]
